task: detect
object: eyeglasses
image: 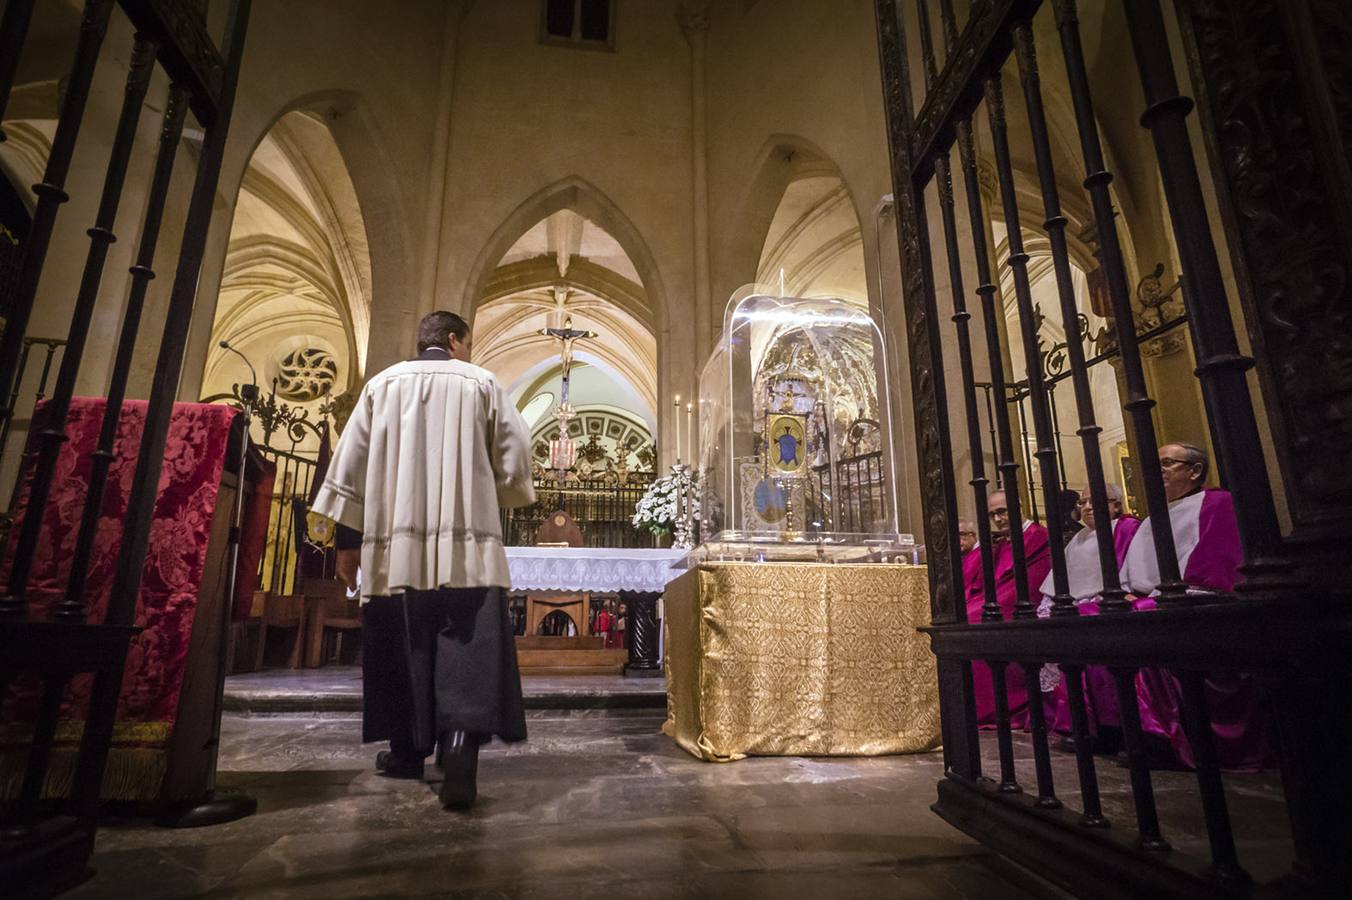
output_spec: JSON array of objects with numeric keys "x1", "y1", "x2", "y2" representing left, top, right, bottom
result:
[
  {"x1": 1159, "y1": 457, "x2": 1195, "y2": 469},
  {"x1": 988, "y1": 507, "x2": 1009, "y2": 518}
]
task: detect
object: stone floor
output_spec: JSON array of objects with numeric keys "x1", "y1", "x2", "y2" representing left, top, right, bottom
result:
[
  {"x1": 224, "y1": 668, "x2": 665, "y2": 713},
  {"x1": 68, "y1": 671, "x2": 1294, "y2": 898},
  {"x1": 71, "y1": 709, "x2": 1054, "y2": 899}
]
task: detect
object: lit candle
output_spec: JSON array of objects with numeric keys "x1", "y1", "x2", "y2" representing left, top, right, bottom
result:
[
  {"x1": 686, "y1": 402, "x2": 693, "y2": 465},
  {"x1": 673, "y1": 394, "x2": 681, "y2": 465}
]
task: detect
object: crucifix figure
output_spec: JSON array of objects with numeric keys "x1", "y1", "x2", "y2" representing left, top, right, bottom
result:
[{"x1": 539, "y1": 314, "x2": 597, "y2": 406}]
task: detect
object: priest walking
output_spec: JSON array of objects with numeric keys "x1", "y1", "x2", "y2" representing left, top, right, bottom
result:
[{"x1": 311, "y1": 310, "x2": 536, "y2": 809}]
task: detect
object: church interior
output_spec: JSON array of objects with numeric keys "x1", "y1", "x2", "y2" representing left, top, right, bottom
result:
[{"x1": 0, "y1": 0, "x2": 1348, "y2": 897}]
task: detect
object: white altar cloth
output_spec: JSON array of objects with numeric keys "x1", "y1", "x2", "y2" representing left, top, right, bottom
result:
[{"x1": 504, "y1": 547, "x2": 687, "y2": 594}]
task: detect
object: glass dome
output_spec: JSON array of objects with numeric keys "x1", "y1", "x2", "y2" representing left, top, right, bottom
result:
[{"x1": 696, "y1": 285, "x2": 902, "y2": 561}]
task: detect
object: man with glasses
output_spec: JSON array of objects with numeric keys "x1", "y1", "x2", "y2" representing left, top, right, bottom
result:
[
  {"x1": 963, "y1": 490, "x2": 1051, "y2": 729},
  {"x1": 1117, "y1": 441, "x2": 1271, "y2": 771}
]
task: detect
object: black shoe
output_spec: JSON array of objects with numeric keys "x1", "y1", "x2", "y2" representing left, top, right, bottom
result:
[
  {"x1": 437, "y1": 731, "x2": 480, "y2": 810},
  {"x1": 375, "y1": 750, "x2": 425, "y2": 780}
]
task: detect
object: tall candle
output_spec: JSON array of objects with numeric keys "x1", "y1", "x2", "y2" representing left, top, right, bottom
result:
[
  {"x1": 686, "y1": 402, "x2": 693, "y2": 465},
  {"x1": 673, "y1": 395, "x2": 681, "y2": 465}
]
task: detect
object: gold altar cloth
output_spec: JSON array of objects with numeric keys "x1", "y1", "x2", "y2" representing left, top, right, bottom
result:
[{"x1": 663, "y1": 562, "x2": 940, "y2": 761}]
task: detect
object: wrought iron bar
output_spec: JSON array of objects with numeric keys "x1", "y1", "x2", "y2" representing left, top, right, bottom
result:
[
  {"x1": 1177, "y1": 670, "x2": 1247, "y2": 882},
  {"x1": 0, "y1": 0, "x2": 37, "y2": 137},
  {"x1": 990, "y1": 661, "x2": 1021, "y2": 793},
  {"x1": 1060, "y1": 664, "x2": 1108, "y2": 827},
  {"x1": 1022, "y1": 660, "x2": 1059, "y2": 807},
  {"x1": 62, "y1": 87, "x2": 189, "y2": 623},
  {"x1": 924, "y1": 0, "x2": 998, "y2": 636},
  {"x1": 0, "y1": 338, "x2": 36, "y2": 484},
  {"x1": 1011, "y1": 21, "x2": 1127, "y2": 615},
  {"x1": 71, "y1": 0, "x2": 254, "y2": 820},
  {"x1": 983, "y1": 71, "x2": 1070, "y2": 619},
  {"x1": 16, "y1": 675, "x2": 67, "y2": 823},
  {"x1": 907, "y1": 0, "x2": 1036, "y2": 184},
  {"x1": 1014, "y1": 391, "x2": 1038, "y2": 523},
  {"x1": 874, "y1": 0, "x2": 965, "y2": 623},
  {"x1": 1048, "y1": 383, "x2": 1068, "y2": 489},
  {"x1": 1051, "y1": 0, "x2": 1184, "y2": 608},
  {"x1": 916, "y1": 0, "x2": 939, "y2": 86},
  {"x1": 1121, "y1": 0, "x2": 1289, "y2": 592},
  {"x1": 0, "y1": 34, "x2": 159, "y2": 621},
  {"x1": 0, "y1": 0, "x2": 116, "y2": 444},
  {"x1": 1112, "y1": 667, "x2": 1170, "y2": 851},
  {"x1": 956, "y1": 120, "x2": 1029, "y2": 624},
  {"x1": 981, "y1": 382, "x2": 999, "y2": 487}
]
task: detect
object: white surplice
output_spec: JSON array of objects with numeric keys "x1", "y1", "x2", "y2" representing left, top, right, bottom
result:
[{"x1": 310, "y1": 357, "x2": 535, "y2": 598}]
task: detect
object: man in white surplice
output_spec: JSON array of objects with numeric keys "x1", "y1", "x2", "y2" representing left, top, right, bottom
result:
[{"x1": 311, "y1": 310, "x2": 535, "y2": 810}]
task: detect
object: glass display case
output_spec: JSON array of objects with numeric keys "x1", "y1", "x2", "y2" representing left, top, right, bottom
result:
[{"x1": 696, "y1": 286, "x2": 903, "y2": 562}]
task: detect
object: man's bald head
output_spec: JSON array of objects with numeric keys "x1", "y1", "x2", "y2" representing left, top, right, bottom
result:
[
  {"x1": 957, "y1": 518, "x2": 978, "y2": 554},
  {"x1": 1078, "y1": 483, "x2": 1125, "y2": 530}
]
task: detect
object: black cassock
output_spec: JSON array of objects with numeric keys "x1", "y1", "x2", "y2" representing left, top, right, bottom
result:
[{"x1": 360, "y1": 588, "x2": 527, "y2": 756}]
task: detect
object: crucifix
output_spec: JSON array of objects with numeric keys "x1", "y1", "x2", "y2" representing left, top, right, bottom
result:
[
  {"x1": 538, "y1": 313, "x2": 598, "y2": 487},
  {"x1": 538, "y1": 314, "x2": 597, "y2": 409}
]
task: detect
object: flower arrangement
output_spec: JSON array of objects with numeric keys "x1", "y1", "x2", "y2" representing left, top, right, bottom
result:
[{"x1": 632, "y1": 464, "x2": 700, "y2": 545}]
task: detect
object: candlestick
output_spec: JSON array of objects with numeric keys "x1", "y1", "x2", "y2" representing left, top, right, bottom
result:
[
  {"x1": 686, "y1": 401, "x2": 693, "y2": 466},
  {"x1": 673, "y1": 395, "x2": 681, "y2": 465}
]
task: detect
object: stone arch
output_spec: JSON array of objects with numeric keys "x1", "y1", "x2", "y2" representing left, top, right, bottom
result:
[
  {"x1": 721, "y1": 133, "x2": 870, "y2": 309},
  {"x1": 464, "y1": 175, "x2": 668, "y2": 338},
  {"x1": 186, "y1": 87, "x2": 415, "y2": 399}
]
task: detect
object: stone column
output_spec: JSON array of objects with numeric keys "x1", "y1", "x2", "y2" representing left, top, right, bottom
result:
[
  {"x1": 424, "y1": 0, "x2": 475, "y2": 323},
  {"x1": 677, "y1": 0, "x2": 712, "y2": 470}
]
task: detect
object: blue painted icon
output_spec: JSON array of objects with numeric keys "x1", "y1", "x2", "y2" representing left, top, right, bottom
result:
[{"x1": 776, "y1": 429, "x2": 799, "y2": 465}]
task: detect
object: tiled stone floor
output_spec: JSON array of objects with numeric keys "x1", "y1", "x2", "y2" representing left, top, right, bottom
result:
[
  {"x1": 224, "y1": 668, "x2": 665, "y2": 713},
  {"x1": 71, "y1": 710, "x2": 1050, "y2": 899},
  {"x1": 70, "y1": 670, "x2": 1293, "y2": 898}
]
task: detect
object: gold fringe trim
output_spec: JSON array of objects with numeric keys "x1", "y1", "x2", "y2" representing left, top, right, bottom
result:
[
  {"x1": 0, "y1": 720, "x2": 171, "y2": 746},
  {"x1": 0, "y1": 747, "x2": 167, "y2": 802}
]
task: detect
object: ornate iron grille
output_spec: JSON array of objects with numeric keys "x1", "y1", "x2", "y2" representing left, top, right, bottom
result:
[
  {"x1": 874, "y1": 0, "x2": 1350, "y2": 895},
  {"x1": 0, "y1": 1, "x2": 252, "y2": 892},
  {"x1": 502, "y1": 474, "x2": 660, "y2": 549}
]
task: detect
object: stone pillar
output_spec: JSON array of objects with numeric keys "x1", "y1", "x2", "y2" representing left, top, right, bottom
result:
[
  {"x1": 677, "y1": 0, "x2": 712, "y2": 472},
  {"x1": 678, "y1": 0, "x2": 712, "y2": 363},
  {"x1": 423, "y1": 0, "x2": 475, "y2": 323}
]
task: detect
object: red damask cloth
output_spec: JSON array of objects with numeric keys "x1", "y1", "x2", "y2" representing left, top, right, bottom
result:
[{"x1": 1, "y1": 398, "x2": 252, "y2": 743}]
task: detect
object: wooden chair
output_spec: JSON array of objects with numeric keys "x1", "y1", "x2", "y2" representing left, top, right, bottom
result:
[
  {"x1": 260, "y1": 592, "x2": 306, "y2": 669},
  {"x1": 536, "y1": 509, "x2": 583, "y2": 546},
  {"x1": 301, "y1": 578, "x2": 361, "y2": 668},
  {"x1": 226, "y1": 590, "x2": 267, "y2": 674},
  {"x1": 525, "y1": 510, "x2": 589, "y2": 638}
]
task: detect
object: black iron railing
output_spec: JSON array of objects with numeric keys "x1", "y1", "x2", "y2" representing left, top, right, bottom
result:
[
  {"x1": 875, "y1": 0, "x2": 1349, "y2": 895},
  {"x1": 0, "y1": 1, "x2": 252, "y2": 892}
]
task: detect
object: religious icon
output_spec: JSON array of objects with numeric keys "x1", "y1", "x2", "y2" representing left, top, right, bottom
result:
[
  {"x1": 753, "y1": 477, "x2": 788, "y2": 523},
  {"x1": 766, "y1": 413, "x2": 807, "y2": 475}
]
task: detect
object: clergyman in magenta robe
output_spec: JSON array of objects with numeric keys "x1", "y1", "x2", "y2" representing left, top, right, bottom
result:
[
  {"x1": 1040, "y1": 484, "x2": 1140, "y2": 741},
  {"x1": 963, "y1": 492, "x2": 1051, "y2": 730},
  {"x1": 1118, "y1": 442, "x2": 1274, "y2": 771}
]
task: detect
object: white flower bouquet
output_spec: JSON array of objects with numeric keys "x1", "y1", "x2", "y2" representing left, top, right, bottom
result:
[{"x1": 632, "y1": 465, "x2": 700, "y2": 539}]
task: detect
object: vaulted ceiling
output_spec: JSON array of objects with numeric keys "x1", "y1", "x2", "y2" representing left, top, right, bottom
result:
[
  {"x1": 201, "y1": 110, "x2": 372, "y2": 418},
  {"x1": 472, "y1": 209, "x2": 657, "y2": 423}
]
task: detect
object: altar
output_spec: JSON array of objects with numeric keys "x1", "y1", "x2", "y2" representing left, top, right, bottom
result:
[
  {"x1": 505, "y1": 546, "x2": 686, "y2": 676},
  {"x1": 663, "y1": 561, "x2": 939, "y2": 761},
  {"x1": 659, "y1": 287, "x2": 940, "y2": 760}
]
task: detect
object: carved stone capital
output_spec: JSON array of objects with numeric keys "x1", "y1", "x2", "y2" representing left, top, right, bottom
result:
[
  {"x1": 976, "y1": 157, "x2": 999, "y2": 202},
  {"x1": 676, "y1": 0, "x2": 713, "y2": 36}
]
